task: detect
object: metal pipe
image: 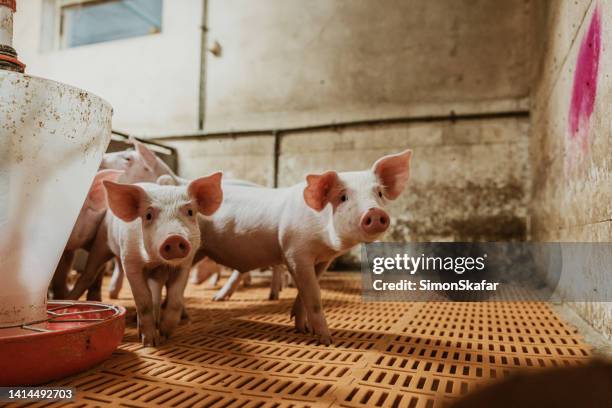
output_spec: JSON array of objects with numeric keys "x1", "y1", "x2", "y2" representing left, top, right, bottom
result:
[
  {"x1": 151, "y1": 109, "x2": 530, "y2": 141},
  {"x1": 198, "y1": 0, "x2": 209, "y2": 129},
  {"x1": 272, "y1": 130, "x2": 280, "y2": 188},
  {"x1": 0, "y1": 0, "x2": 24, "y2": 73},
  {"x1": 0, "y1": 4, "x2": 13, "y2": 46}
]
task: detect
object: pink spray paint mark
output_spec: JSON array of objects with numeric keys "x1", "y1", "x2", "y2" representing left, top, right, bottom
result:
[{"x1": 568, "y1": 5, "x2": 601, "y2": 151}]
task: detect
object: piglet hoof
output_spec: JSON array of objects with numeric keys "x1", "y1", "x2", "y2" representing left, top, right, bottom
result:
[
  {"x1": 317, "y1": 334, "x2": 333, "y2": 346},
  {"x1": 268, "y1": 291, "x2": 279, "y2": 301},
  {"x1": 108, "y1": 290, "x2": 120, "y2": 300},
  {"x1": 159, "y1": 326, "x2": 174, "y2": 342},
  {"x1": 212, "y1": 294, "x2": 227, "y2": 301},
  {"x1": 65, "y1": 291, "x2": 79, "y2": 301},
  {"x1": 180, "y1": 308, "x2": 190, "y2": 324},
  {"x1": 294, "y1": 320, "x2": 312, "y2": 334},
  {"x1": 86, "y1": 292, "x2": 102, "y2": 302},
  {"x1": 141, "y1": 331, "x2": 161, "y2": 347}
]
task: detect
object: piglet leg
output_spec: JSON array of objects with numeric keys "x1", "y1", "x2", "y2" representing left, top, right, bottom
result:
[
  {"x1": 124, "y1": 260, "x2": 159, "y2": 347},
  {"x1": 291, "y1": 294, "x2": 310, "y2": 333},
  {"x1": 50, "y1": 250, "x2": 75, "y2": 299},
  {"x1": 269, "y1": 265, "x2": 284, "y2": 300},
  {"x1": 148, "y1": 267, "x2": 169, "y2": 328},
  {"x1": 67, "y1": 225, "x2": 113, "y2": 300},
  {"x1": 288, "y1": 258, "x2": 332, "y2": 345},
  {"x1": 159, "y1": 266, "x2": 190, "y2": 340},
  {"x1": 242, "y1": 271, "x2": 252, "y2": 286},
  {"x1": 86, "y1": 268, "x2": 105, "y2": 301},
  {"x1": 108, "y1": 260, "x2": 124, "y2": 299},
  {"x1": 212, "y1": 270, "x2": 243, "y2": 301},
  {"x1": 290, "y1": 261, "x2": 330, "y2": 335},
  {"x1": 209, "y1": 271, "x2": 220, "y2": 287}
]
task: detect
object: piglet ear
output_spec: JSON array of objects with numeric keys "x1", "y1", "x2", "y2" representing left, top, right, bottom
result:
[
  {"x1": 103, "y1": 181, "x2": 146, "y2": 222},
  {"x1": 132, "y1": 138, "x2": 158, "y2": 171},
  {"x1": 303, "y1": 171, "x2": 340, "y2": 211},
  {"x1": 372, "y1": 149, "x2": 412, "y2": 200},
  {"x1": 188, "y1": 172, "x2": 223, "y2": 216},
  {"x1": 87, "y1": 169, "x2": 124, "y2": 211}
]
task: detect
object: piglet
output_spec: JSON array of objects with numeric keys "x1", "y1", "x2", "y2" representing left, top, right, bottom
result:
[
  {"x1": 70, "y1": 173, "x2": 223, "y2": 346},
  {"x1": 69, "y1": 139, "x2": 177, "y2": 300},
  {"x1": 194, "y1": 150, "x2": 412, "y2": 344},
  {"x1": 49, "y1": 169, "x2": 123, "y2": 299}
]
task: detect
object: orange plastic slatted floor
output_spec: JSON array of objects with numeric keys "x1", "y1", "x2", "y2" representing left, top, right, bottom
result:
[{"x1": 25, "y1": 272, "x2": 592, "y2": 408}]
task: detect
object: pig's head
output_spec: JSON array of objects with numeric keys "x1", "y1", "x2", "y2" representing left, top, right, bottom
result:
[
  {"x1": 99, "y1": 149, "x2": 136, "y2": 172},
  {"x1": 68, "y1": 169, "x2": 124, "y2": 249},
  {"x1": 100, "y1": 139, "x2": 174, "y2": 184},
  {"x1": 104, "y1": 172, "x2": 223, "y2": 266},
  {"x1": 303, "y1": 150, "x2": 412, "y2": 246}
]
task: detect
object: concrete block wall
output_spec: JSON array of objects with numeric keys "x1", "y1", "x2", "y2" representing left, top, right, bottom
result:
[
  {"x1": 163, "y1": 135, "x2": 275, "y2": 186},
  {"x1": 530, "y1": 1, "x2": 612, "y2": 338}
]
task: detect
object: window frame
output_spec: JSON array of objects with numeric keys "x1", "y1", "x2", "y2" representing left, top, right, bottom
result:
[{"x1": 55, "y1": 0, "x2": 162, "y2": 50}]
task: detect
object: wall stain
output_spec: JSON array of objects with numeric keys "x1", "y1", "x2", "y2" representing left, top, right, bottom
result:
[{"x1": 390, "y1": 180, "x2": 527, "y2": 242}]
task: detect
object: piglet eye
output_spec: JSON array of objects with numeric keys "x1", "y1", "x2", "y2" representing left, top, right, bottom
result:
[
  {"x1": 340, "y1": 194, "x2": 348, "y2": 202},
  {"x1": 188, "y1": 209, "x2": 194, "y2": 216},
  {"x1": 146, "y1": 212, "x2": 152, "y2": 221},
  {"x1": 378, "y1": 191, "x2": 383, "y2": 198}
]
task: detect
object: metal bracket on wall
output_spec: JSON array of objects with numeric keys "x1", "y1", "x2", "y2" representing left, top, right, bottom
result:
[{"x1": 272, "y1": 130, "x2": 280, "y2": 188}]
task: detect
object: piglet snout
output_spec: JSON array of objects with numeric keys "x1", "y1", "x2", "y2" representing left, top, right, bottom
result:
[
  {"x1": 160, "y1": 235, "x2": 191, "y2": 260},
  {"x1": 360, "y1": 208, "x2": 389, "y2": 235}
]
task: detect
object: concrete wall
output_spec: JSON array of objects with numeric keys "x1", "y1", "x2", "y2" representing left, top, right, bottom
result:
[
  {"x1": 530, "y1": 1, "x2": 612, "y2": 338},
  {"x1": 13, "y1": 0, "x2": 203, "y2": 136},
  {"x1": 203, "y1": 0, "x2": 535, "y2": 132},
  {"x1": 164, "y1": 135, "x2": 275, "y2": 186}
]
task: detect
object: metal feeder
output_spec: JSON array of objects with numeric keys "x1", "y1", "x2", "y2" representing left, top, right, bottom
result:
[
  {"x1": 0, "y1": 301, "x2": 126, "y2": 386},
  {"x1": 0, "y1": 1, "x2": 125, "y2": 385}
]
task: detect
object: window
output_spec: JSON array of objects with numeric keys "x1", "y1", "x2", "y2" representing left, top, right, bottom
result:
[{"x1": 58, "y1": 0, "x2": 162, "y2": 48}]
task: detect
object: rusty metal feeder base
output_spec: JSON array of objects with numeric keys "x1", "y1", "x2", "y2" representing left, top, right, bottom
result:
[
  {"x1": 0, "y1": 301, "x2": 125, "y2": 386},
  {"x1": 14, "y1": 273, "x2": 593, "y2": 407}
]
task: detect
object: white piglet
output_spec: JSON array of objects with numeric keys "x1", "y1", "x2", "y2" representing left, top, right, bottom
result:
[
  {"x1": 76, "y1": 173, "x2": 223, "y2": 346},
  {"x1": 103, "y1": 139, "x2": 178, "y2": 299},
  {"x1": 194, "y1": 150, "x2": 412, "y2": 344}
]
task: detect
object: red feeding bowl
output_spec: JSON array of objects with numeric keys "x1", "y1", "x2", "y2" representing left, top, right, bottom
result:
[{"x1": 0, "y1": 301, "x2": 125, "y2": 386}]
